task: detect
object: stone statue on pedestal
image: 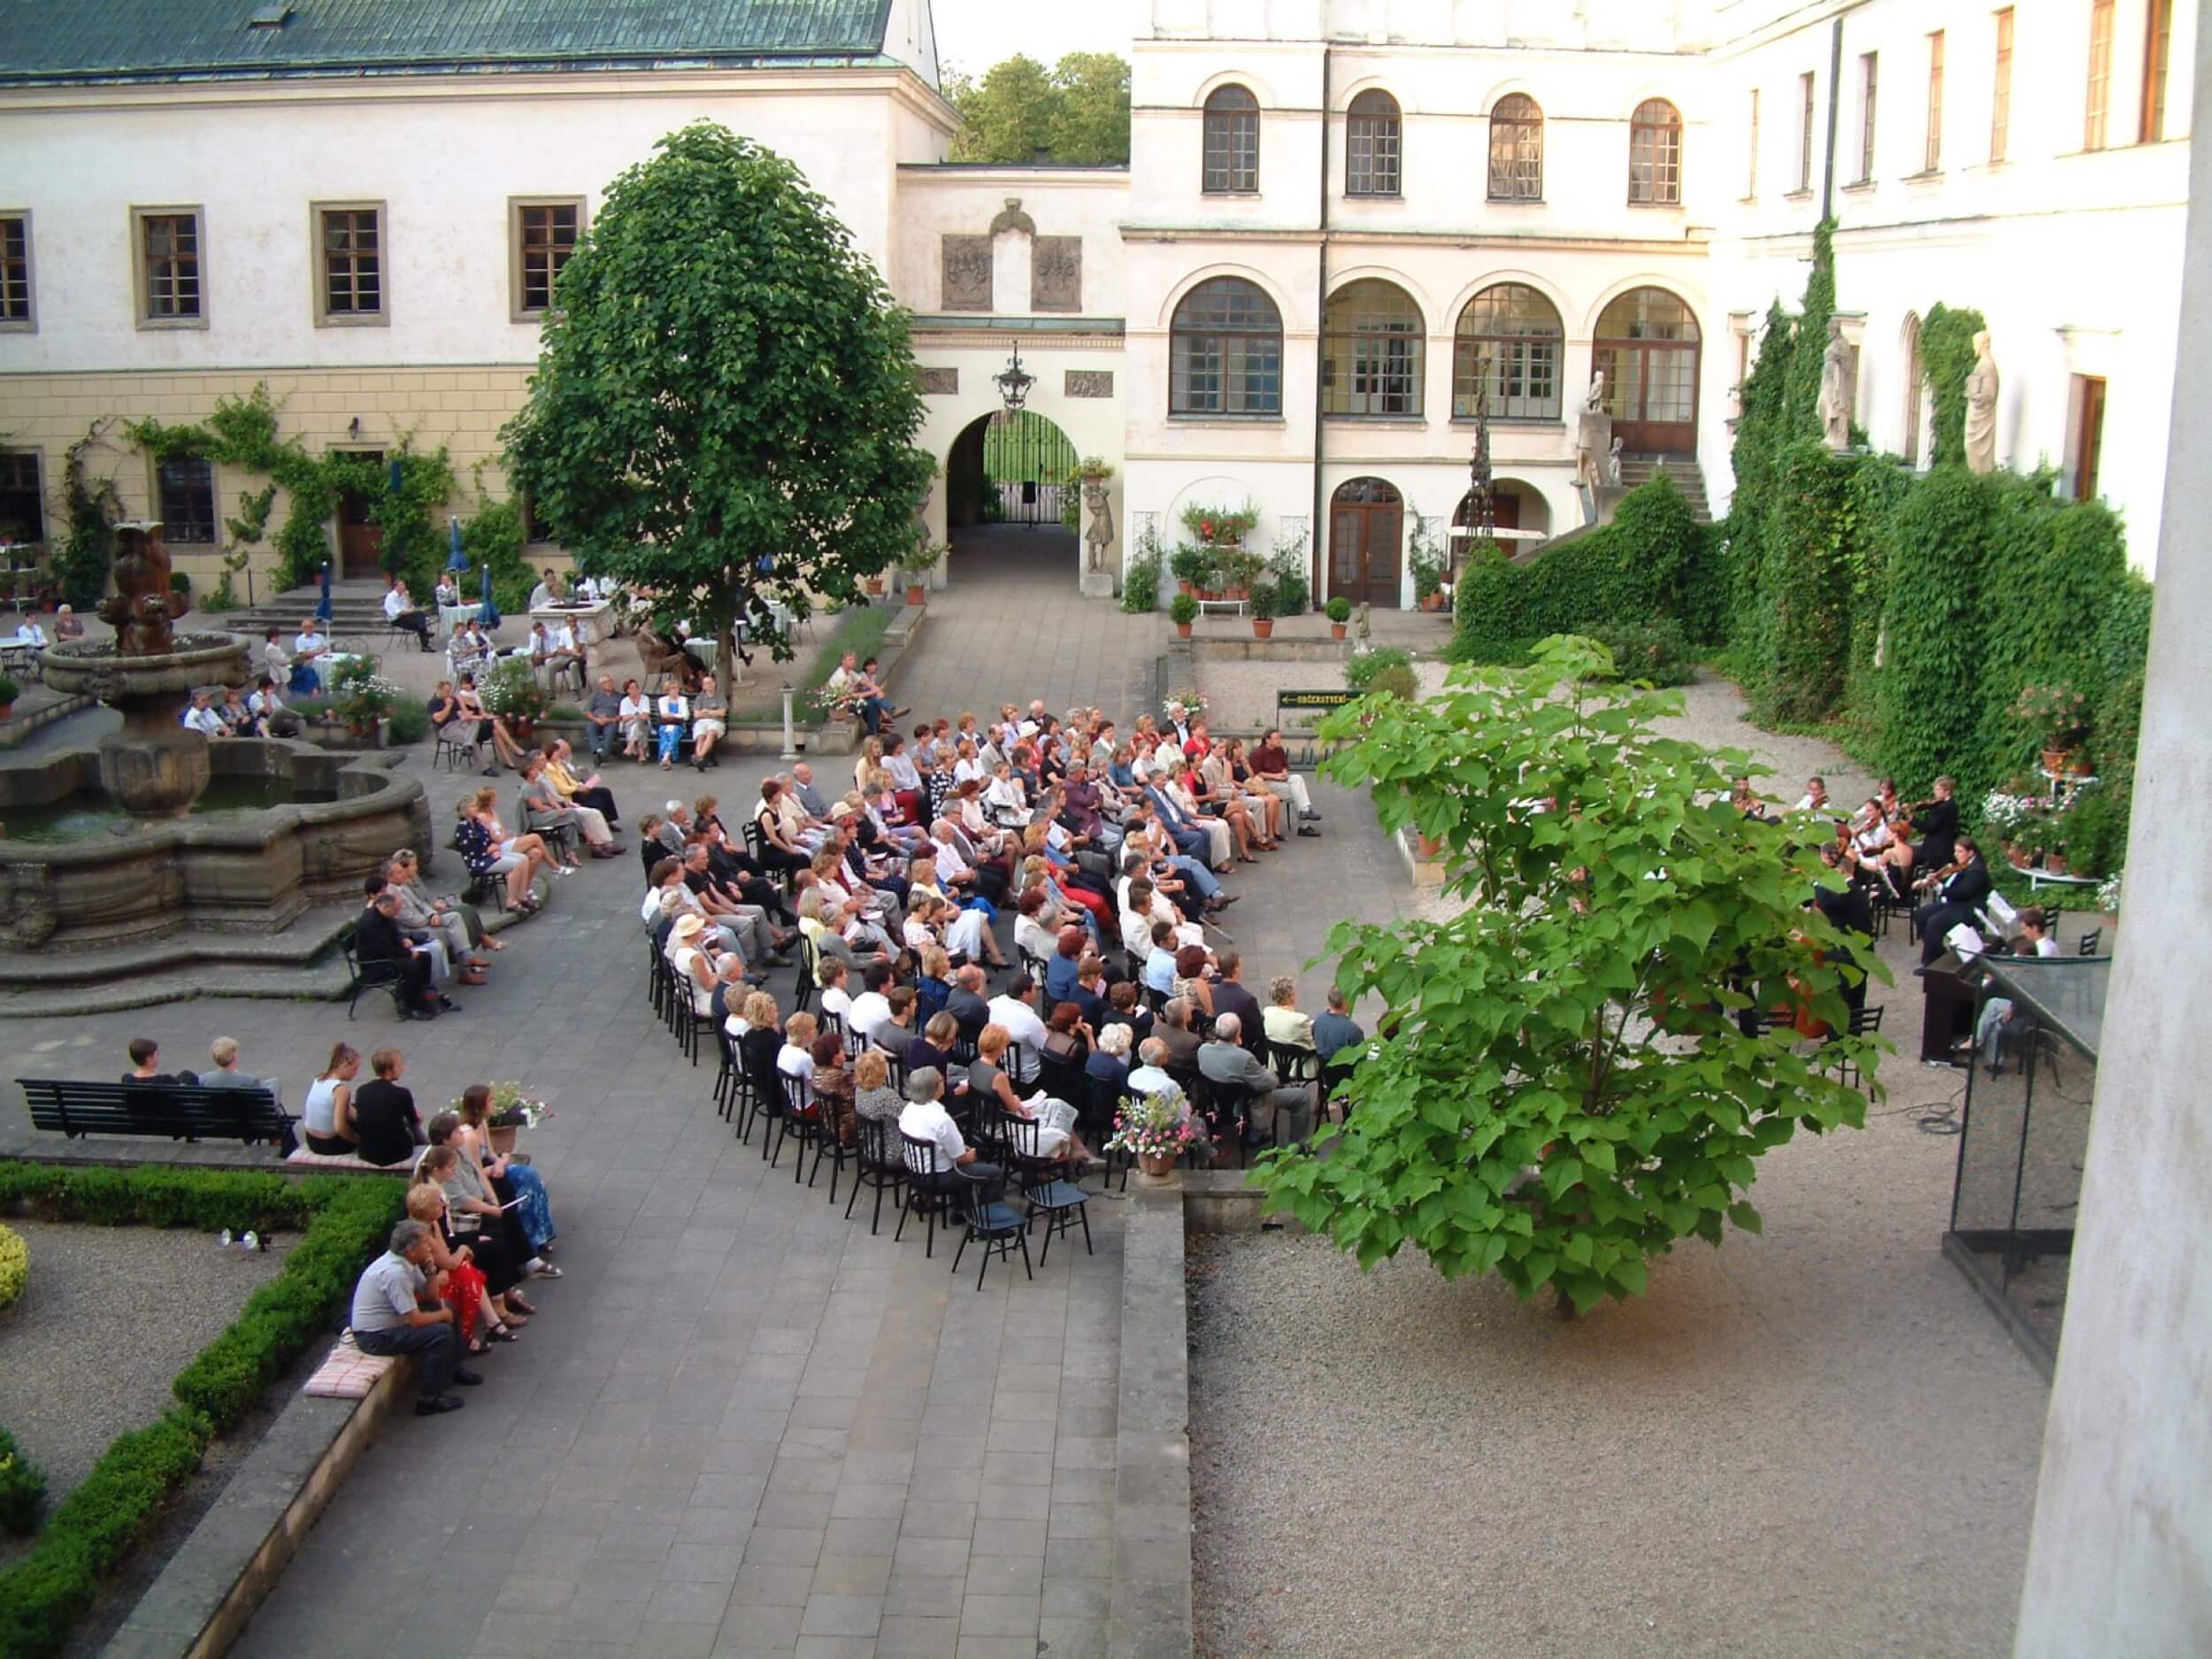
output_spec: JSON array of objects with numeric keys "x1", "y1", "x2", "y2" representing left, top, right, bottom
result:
[
  {"x1": 1964, "y1": 330, "x2": 2001, "y2": 474},
  {"x1": 1081, "y1": 478, "x2": 1115, "y2": 572},
  {"x1": 1818, "y1": 317, "x2": 1854, "y2": 451},
  {"x1": 1605, "y1": 438, "x2": 1624, "y2": 486}
]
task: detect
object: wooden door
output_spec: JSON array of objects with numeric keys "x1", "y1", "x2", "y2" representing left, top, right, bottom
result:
[
  {"x1": 336, "y1": 452, "x2": 384, "y2": 579},
  {"x1": 1594, "y1": 287, "x2": 1701, "y2": 457},
  {"x1": 1327, "y1": 479, "x2": 1403, "y2": 608},
  {"x1": 2074, "y1": 378, "x2": 2107, "y2": 501}
]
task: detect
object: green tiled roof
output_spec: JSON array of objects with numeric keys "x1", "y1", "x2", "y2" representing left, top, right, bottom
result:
[{"x1": 0, "y1": 0, "x2": 898, "y2": 84}]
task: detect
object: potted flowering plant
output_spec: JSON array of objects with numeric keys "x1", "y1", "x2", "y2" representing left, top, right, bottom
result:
[
  {"x1": 1248, "y1": 580, "x2": 1279, "y2": 639},
  {"x1": 481, "y1": 655, "x2": 551, "y2": 740},
  {"x1": 457, "y1": 1080, "x2": 556, "y2": 1156},
  {"x1": 1326, "y1": 596, "x2": 1352, "y2": 641},
  {"x1": 1170, "y1": 592, "x2": 1199, "y2": 638},
  {"x1": 1179, "y1": 501, "x2": 1259, "y2": 549},
  {"x1": 2015, "y1": 682, "x2": 2093, "y2": 773},
  {"x1": 1164, "y1": 687, "x2": 1209, "y2": 723},
  {"x1": 1105, "y1": 1086, "x2": 1200, "y2": 1179},
  {"x1": 903, "y1": 540, "x2": 949, "y2": 606},
  {"x1": 1170, "y1": 545, "x2": 1213, "y2": 596},
  {"x1": 329, "y1": 657, "x2": 403, "y2": 740}
]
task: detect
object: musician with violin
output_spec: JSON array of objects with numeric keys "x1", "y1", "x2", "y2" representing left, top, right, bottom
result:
[
  {"x1": 1907, "y1": 776, "x2": 1959, "y2": 871},
  {"x1": 1913, "y1": 833, "x2": 1992, "y2": 965}
]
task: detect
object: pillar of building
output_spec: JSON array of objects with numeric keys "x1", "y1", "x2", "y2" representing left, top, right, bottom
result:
[{"x1": 2011, "y1": 33, "x2": 2212, "y2": 1659}]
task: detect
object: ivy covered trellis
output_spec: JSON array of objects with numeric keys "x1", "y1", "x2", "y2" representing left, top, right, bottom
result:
[{"x1": 119, "y1": 384, "x2": 459, "y2": 598}]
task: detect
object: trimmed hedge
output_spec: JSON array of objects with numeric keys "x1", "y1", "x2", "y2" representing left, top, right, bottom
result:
[
  {"x1": 0, "y1": 1164, "x2": 404, "y2": 1659},
  {"x1": 0, "y1": 1425, "x2": 46, "y2": 1535},
  {"x1": 0, "y1": 1222, "x2": 23, "y2": 1310}
]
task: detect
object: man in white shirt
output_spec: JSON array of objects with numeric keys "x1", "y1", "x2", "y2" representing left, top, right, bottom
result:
[
  {"x1": 528, "y1": 568, "x2": 561, "y2": 611},
  {"x1": 295, "y1": 618, "x2": 330, "y2": 657},
  {"x1": 384, "y1": 580, "x2": 434, "y2": 652},
  {"x1": 896, "y1": 1069, "x2": 1001, "y2": 1211},
  {"x1": 987, "y1": 976, "x2": 1048, "y2": 1054},
  {"x1": 845, "y1": 963, "x2": 895, "y2": 1044},
  {"x1": 1125, "y1": 1038, "x2": 1179, "y2": 1103},
  {"x1": 181, "y1": 687, "x2": 227, "y2": 737}
]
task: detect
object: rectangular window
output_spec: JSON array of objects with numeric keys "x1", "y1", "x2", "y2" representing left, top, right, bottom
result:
[
  {"x1": 0, "y1": 451, "x2": 44, "y2": 547},
  {"x1": 315, "y1": 203, "x2": 384, "y2": 324},
  {"x1": 156, "y1": 456, "x2": 218, "y2": 544},
  {"x1": 1858, "y1": 54, "x2": 1879, "y2": 182},
  {"x1": 1747, "y1": 88, "x2": 1760, "y2": 196},
  {"x1": 1991, "y1": 9, "x2": 2014, "y2": 162},
  {"x1": 0, "y1": 214, "x2": 31, "y2": 329},
  {"x1": 2073, "y1": 377, "x2": 2107, "y2": 500},
  {"x1": 1798, "y1": 72, "x2": 1816, "y2": 191},
  {"x1": 133, "y1": 207, "x2": 204, "y2": 326},
  {"x1": 1924, "y1": 31, "x2": 1946, "y2": 171},
  {"x1": 2086, "y1": 0, "x2": 2114, "y2": 150},
  {"x1": 2140, "y1": 0, "x2": 2174, "y2": 142},
  {"x1": 511, "y1": 197, "x2": 581, "y2": 320}
]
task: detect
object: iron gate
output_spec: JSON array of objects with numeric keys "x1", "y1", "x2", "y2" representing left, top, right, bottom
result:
[{"x1": 982, "y1": 411, "x2": 1078, "y2": 526}]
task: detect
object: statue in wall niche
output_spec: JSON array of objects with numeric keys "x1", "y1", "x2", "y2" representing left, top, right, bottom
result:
[
  {"x1": 1080, "y1": 478, "x2": 1116, "y2": 572},
  {"x1": 99, "y1": 523, "x2": 188, "y2": 655},
  {"x1": 1818, "y1": 317, "x2": 1854, "y2": 452},
  {"x1": 1585, "y1": 371, "x2": 1606, "y2": 413},
  {"x1": 1964, "y1": 330, "x2": 2001, "y2": 474}
]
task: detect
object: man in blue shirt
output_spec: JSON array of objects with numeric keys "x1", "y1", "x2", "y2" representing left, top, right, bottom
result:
[
  {"x1": 1312, "y1": 985, "x2": 1366, "y2": 1061},
  {"x1": 349, "y1": 1220, "x2": 480, "y2": 1415}
]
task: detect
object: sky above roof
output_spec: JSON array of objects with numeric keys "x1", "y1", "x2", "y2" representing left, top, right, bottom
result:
[{"x1": 932, "y1": 0, "x2": 1126, "y2": 74}]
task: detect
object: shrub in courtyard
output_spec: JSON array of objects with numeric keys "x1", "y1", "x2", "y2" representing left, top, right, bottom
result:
[
  {"x1": 0, "y1": 1424, "x2": 45, "y2": 1535},
  {"x1": 0, "y1": 1222, "x2": 24, "y2": 1310},
  {"x1": 1344, "y1": 646, "x2": 1417, "y2": 703},
  {"x1": 1256, "y1": 636, "x2": 1880, "y2": 1312},
  {"x1": 1582, "y1": 619, "x2": 1695, "y2": 687}
]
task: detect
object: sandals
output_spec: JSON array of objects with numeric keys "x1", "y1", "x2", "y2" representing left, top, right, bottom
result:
[
  {"x1": 487, "y1": 1323, "x2": 521, "y2": 1342},
  {"x1": 505, "y1": 1292, "x2": 538, "y2": 1317}
]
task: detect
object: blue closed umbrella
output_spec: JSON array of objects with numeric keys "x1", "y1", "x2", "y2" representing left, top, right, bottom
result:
[
  {"x1": 315, "y1": 561, "x2": 333, "y2": 623},
  {"x1": 478, "y1": 559, "x2": 500, "y2": 629},
  {"x1": 446, "y1": 518, "x2": 469, "y2": 573}
]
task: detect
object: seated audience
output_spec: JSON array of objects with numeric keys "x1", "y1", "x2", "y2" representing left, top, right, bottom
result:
[
  {"x1": 350, "y1": 1048, "x2": 428, "y2": 1167},
  {"x1": 302, "y1": 1042, "x2": 362, "y2": 1155},
  {"x1": 349, "y1": 1220, "x2": 477, "y2": 1417}
]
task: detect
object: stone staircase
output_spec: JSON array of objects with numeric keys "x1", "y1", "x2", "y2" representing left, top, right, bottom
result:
[
  {"x1": 222, "y1": 580, "x2": 406, "y2": 646},
  {"x1": 1615, "y1": 456, "x2": 1715, "y2": 523}
]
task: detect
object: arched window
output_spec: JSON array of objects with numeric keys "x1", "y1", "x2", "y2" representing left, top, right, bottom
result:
[
  {"x1": 1202, "y1": 86, "x2": 1260, "y2": 194},
  {"x1": 1594, "y1": 286, "x2": 1702, "y2": 454},
  {"x1": 1346, "y1": 90, "x2": 1402, "y2": 197},
  {"x1": 1488, "y1": 95, "x2": 1544, "y2": 200},
  {"x1": 1170, "y1": 277, "x2": 1283, "y2": 416},
  {"x1": 1628, "y1": 98, "x2": 1684, "y2": 204},
  {"x1": 1901, "y1": 311, "x2": 1924, "y2": 466},
  {"x1": 1454, "y1": 284, "x2": 1563, "y2": 420},
  {"x1": 1322, "y1": 280, "x2": 1425, "y2": 418}
]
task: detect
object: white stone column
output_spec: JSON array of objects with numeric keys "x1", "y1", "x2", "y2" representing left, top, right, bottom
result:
[{"x1": 2012, "y1": 32, "x2": 2212, "y2": 1659}]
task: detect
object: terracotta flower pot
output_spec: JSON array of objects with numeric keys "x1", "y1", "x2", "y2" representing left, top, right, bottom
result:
[
  {"x1": 1252, "y1": 618, "x2": 1274, "y2": 639},
  {"x1": 1139, "y1": 1150, "x2": 1177, "y2": 1179},
  {"x1": 1178, "y1": 580, "x2": 1194, "y2": 596},
  {"x1": 1330, "y1": 623, "x2": 1347, "y2": 641},
  {"x1": 1175, "y1": 622, "x2": 1193, "y2": 639},
  {"x1": 2045, "y1": 850, "x2": 2070, "y2": 877},
  {"x1": 2006, "y1": 843, "x2": 2032, "y2": 870},
  {"x1": 1420, "y1": 591, "x2": 1445, "y2": 612},
  {"x1": 0, "y1": 703, "x2": 13, "y2": 722},
  {"x1": 864, "y1": 578, "x2": 885, "y2": 597},
  {"x1": 2040, "y1": 747, "x2": 2076, "y2": 776},
  {"x1": 906, "y1": 584, "x2": 926, "y2": 606}
]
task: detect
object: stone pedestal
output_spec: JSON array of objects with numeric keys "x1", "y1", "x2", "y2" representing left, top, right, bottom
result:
[
  {"x1": 1079, "y1": 570, "x2": 1118, "y2": 600},
  {"x1": 99, "y1": 726, "x2": 211, "y2": 819}
]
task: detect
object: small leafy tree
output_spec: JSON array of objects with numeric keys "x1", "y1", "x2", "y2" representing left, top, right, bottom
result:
[
  {"x1": 1256, "y1": 636, "x2": 1882, "y2": 1312},
  {"x1": 503, "y1": 122, "x2": 933, "y2": 666},
  {"x1": 944, "y1": 52, "x2": 1131, "y2": 165}
]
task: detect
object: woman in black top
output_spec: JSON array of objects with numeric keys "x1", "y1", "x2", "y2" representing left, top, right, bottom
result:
[
  {"x1": 1910, "y1": 776, "x2": 1960, "y2": 871},
  {"x1": 349, "y1": 1048, "x2": 426, "y2": 1167}
]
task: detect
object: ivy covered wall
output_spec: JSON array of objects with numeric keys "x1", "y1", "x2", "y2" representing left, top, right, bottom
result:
[{"x1": 1449, "y1": 222, "x2": 2152, "y2": 879}]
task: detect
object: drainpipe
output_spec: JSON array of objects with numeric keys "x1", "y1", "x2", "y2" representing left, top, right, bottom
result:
[
  {"x1": 1310, "y1": 42, "x2": 1333, "y2": 609},
  {"x1": 1820, "y1": 15, "x2": 1843, "y2": 220}
]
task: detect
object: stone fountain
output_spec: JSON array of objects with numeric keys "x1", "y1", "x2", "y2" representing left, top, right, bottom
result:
[
  {"x1": 36, "y1": 522, "x2": 250, "y2": 818},
  {"x1": 0, "y1": 522, "x2": 430, "y2": 980}
]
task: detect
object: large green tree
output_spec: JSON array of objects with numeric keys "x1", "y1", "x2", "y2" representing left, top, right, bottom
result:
[
  {"x1": 945, "y1": 53, "x2": 1131, "y2": 165},
  {"x1": 503, "y1": 122, "x2": 932, "y2": 662},
  {"x1": 1255, "y1": 637, "x2": 1881, "y2": 1313}
]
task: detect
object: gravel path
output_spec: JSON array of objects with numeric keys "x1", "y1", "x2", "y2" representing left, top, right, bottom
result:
[
  {"x1": 0, "y1": 1221, "x2": 288, "y2": 1540},
  {"x1": 1187, "y1": 934, "x2": 2045, "y2": 1659}
]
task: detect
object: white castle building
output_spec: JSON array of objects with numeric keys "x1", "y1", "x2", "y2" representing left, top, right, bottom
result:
[{"x1": 0, "y1": 0, "x2": 2192, "y2": 606}]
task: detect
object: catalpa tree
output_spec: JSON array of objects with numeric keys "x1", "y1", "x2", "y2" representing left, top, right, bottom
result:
[
  {"x1": 1256, "y1": 636, "x2": 1885, "y2": 1312},
  {"x1": 503, "y1": 121, "x2": 933, "y2": 665}
]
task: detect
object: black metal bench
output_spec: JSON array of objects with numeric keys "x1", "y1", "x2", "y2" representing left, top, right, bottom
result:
[{"x1": 20, "y1": 1078, "x2": 296, "y2": 1148}]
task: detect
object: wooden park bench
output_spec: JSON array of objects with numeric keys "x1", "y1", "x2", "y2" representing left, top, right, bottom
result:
[{"x1": 19, "y1": 1078, "x2": 296, "y2": 1150}]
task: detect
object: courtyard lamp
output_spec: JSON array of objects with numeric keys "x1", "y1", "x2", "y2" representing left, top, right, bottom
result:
[{"x1": 994, "y1": 345, "x2": 1033, "y2": 415}]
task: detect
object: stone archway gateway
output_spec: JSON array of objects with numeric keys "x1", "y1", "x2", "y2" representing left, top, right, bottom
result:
[
  {"x1": 1594, "y1": 287, "x2": 1701, "y2": 457},
  {"x1": 1328, "y1": 477, "x2": 1403, "y2": 608},
  {"x1": 946, "y1": 409, "x2": 1079, "y2": 531}
]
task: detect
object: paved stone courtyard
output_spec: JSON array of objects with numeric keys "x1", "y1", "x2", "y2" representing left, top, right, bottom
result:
[{"x1": 0, "y1": 555, "x2": 2051, "y2": 1658}]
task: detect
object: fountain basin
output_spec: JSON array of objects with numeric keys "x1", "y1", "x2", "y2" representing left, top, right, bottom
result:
[
  {"x1": 0, "y1": 739, "x2": 430, "y2": 951},
  {"x1": 39, "y1": 632, "x2": 256, "y2": 818}
]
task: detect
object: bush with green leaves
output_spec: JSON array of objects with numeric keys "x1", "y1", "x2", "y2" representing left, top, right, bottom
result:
[
  {"x1": 0, "y1": 1164, "x2": 403, "y2": 1659},
  {"x1": 1343, "y1": 646, "x2": 1417, "y2": 702},
  {"x1": 1325, "y1": 596, "x2": 1352, "y2": 624},
  {"x1": 0, "y1": 676, "x2": 19, "y2": 710},
  {"x1": 1584, "y1": 619, "x2": 1696, "y2": 687},
  {"x1": 1256, "y1": 636, "x2": 1879, "y2": 1311},
  {"x1": 0, "y1": 1222, "x2": 23, "y2": 1310},
  {"x1": 1169, "y1": 593, "x2": 1199, "y2": 627},
  {"x1": 0, "y1": 1424, "x2": 46, "y2": 1535}
]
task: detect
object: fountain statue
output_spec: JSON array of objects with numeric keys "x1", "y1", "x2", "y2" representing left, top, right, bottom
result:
[{"x1": 39, "y1": 522, "x2": 250, "y2": 818}]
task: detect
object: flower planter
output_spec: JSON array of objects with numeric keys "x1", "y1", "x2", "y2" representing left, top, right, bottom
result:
[
  {"x1": 1251, "y1": 618, "x2": 1274, "y2": 639},
  {"x1": 864, "y1": 578, "x2": 885, "y2": 597},
  {"x1": 2039, "y1": 747, "x2": 2077, "y2": 776},
  {"x1": 1178, "y1": 580, "x2": 1194, "y2": 596},
  {"x1": 1417, "y1": 832, "x2": 1447, "y2": 859},
  {"x1": 2006, "y1": 842, "x2": 2032, "y2": 870},
  {"x1": 905, "y1": 584, "x2": 926, "y2": 606},
  {"x1": 2045, "y1": 851, "x2": 2070, "y2": 877},
  {"x1": 0, "y1": 703, "x2": 12, "y2": 723},
  {"x1": 1419, "y1": 591, "x2": 1445, "y2": 612},
  {"x1": 1174, "y1": 622, "x2": 1193, "y2": 639},
  {"x1": 1139, "y1": 1151, "x2": 1178, "y2": 1180},
  {"x1": 488, "y1": 1125, "x2": 518, "y2": 1158},
  {"x1": 1330, "y1": 623, "x2": 1348, "y2": 641}
]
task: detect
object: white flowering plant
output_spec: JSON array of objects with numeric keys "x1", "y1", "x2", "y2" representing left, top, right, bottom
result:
[
  {"x1": 1163, "y1": 687, "x2": 1209, "y2": 722},
  {"x1": 1978, "y1": 790, "x2": 2050, "y2": 837},
  {"x1": 455, "y1": 1079, "x2": 554, "y2": 1130},
  {"x1": 480, "y1": 655, "x2": 551, "y2": 723},
  {"x1": 2096, "y1": 872, "x2": 2122, "y2": 915},
  {"x1": 1104, "y1": 1087, "x2": 1200, "y2": 1163},
  {"x1": 329, "y1": 657, "x2": 404, "y2": 727}
]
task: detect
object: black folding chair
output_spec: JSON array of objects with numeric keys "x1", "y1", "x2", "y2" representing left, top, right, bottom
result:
[
  {"x1": 1822, "y1": 1003, "x2": 1886, "y2": 1090},
  {"x1": 848, "y1": 1114, "x2": 907, "y2": 1236},
  {"x1": 1002, "y1": 1113, "x2": 1093, "y2": 1265}
]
